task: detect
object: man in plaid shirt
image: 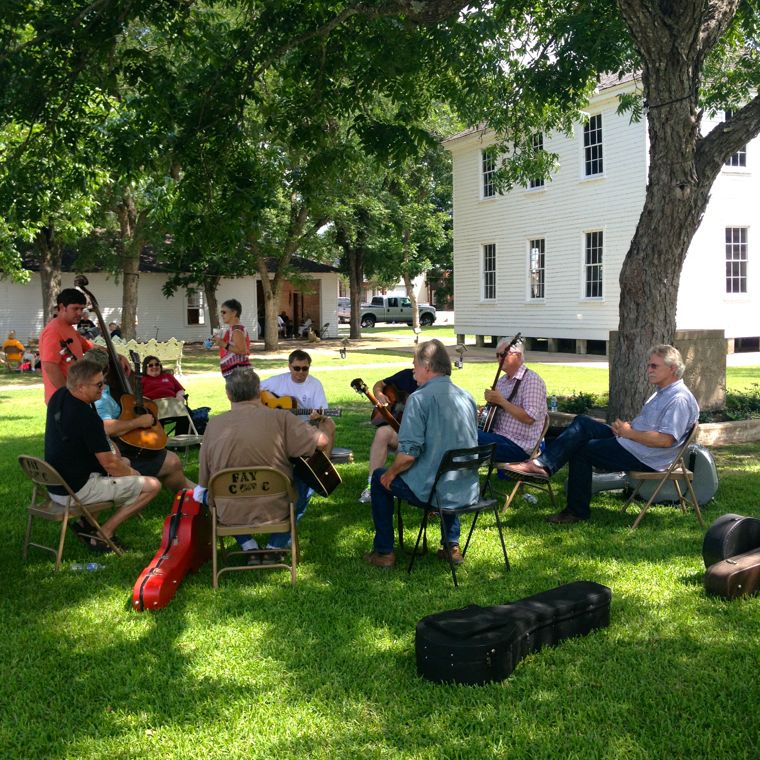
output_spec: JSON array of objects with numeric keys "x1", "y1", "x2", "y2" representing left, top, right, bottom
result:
[{"x1": 477, "y1": 339, "x2": 547, "y2": 462}]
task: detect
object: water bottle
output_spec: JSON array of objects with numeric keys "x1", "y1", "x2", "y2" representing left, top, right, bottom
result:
[
  {"x1": 523, "y1": 493, "x2": 538, "y2": 505},
  {"x1": 550, "y1": 395, "x2": 558, "y2": 412},
  {"x1": 70, "y1": 562, "x2": 104, "y2": 572}
]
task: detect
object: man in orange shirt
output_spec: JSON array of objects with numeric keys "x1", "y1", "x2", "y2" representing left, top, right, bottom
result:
[{"x1": 39, "y1": 289, "x2": 94, "y2": 404}]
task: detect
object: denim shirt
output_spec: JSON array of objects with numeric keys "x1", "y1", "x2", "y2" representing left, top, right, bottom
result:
[
  {"x1": 618, "y1": 379, "x2": 699, "y2": 471},
  {"x1": 94, "y1": 384, "x2": 121, "y2": 421},
  {"x1": 397, "y1": 374, "x2": 479, "y2": 508}
]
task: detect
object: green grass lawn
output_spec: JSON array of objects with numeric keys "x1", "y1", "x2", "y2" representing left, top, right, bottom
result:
[{"x1": 2, "y1": 364, "x2": 760, "y2": 758}]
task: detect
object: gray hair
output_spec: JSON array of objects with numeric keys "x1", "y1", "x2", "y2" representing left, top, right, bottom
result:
[
  {"x1": 496, "y1": 337, "x2": 524, "y2": 355},
  {"x1": 649, "y1": 344, "x2": 685, "y2": 379},
  {"x1": 225, "y1": 368, "x2": 261, "y2": 402},
  {"x1": 67, "y1": 360, "x2": 103, "y2": 389},
  {"x1": 414, "y1": 339, "x2": 451, "y2": 376}
]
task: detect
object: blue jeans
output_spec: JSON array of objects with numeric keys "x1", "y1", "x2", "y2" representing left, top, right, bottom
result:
[
  {"x1": 235, "y1": 477, "x2": 313, "y2": 549},
  {"x1": 538, "y1": 415, "x2": 653, "y2": 519},
  {"x1": 370, "y1": 468, "x2": 460, "y2": 554},
  {"x1": 477, "y1": 430, "x2": 530, "y2": 463}
]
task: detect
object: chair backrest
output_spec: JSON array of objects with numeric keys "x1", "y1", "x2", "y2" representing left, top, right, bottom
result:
[
  {"x1": 669, "y1": 424, "x2": 700, "y2": 471},
  {"x1": 207, "y1": 467, "x2": 296, "y2": 523},
  {"x1": 529, "y1": 415, "x2": 551, "y2": 459},
  {"x1": 429, "y1": 444, "x2": 495, "y2": 506},
  {"x1": 154, "y1": 397, "x2": 200, "y2": 436},
  {"x1": 18, "y1": 455, "x2": 76, "y2": 498}
]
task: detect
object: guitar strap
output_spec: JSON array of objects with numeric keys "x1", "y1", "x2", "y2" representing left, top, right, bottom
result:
[{"x1": 506, "y1": 378, "x2": 522, "y2": 403}]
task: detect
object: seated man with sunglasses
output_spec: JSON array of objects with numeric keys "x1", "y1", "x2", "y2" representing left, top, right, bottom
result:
[
  {"x1": 504, "y1": 344, "x2": 699, "y2": 524},
  {"x1": 477, "y1": 338, "x2": 547, "y2": 464},
  {"x1": 260, "y1": 349, "x2": 336, "y2": 455},
  {"x1": 44, "y1": 360, "x2": 161, "y2": 552}
]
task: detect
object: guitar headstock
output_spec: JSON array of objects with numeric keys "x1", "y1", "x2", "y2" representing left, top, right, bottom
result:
[
  {"x1": 129, "y1": 350, "x2": 142, "y2": 375},
  {"x1": 351, "y1": 378, "x2": 368, "y2": 395}
]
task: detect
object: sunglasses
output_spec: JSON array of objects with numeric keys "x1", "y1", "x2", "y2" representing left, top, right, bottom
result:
[
  {"x1": 146, "y1": 362, "x2": 161, "y2": 368},
  {"x1": 85, "y1": 381, "x2": 105, "y2": 389},
  {"x1": 647, "y1": 363, "x2": 663, "y2": 370},
  {"x1": 291, "y1": 365, "x2": 310, "y2": 372}
]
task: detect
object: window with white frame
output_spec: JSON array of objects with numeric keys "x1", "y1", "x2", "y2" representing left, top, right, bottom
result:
[
  {"x1": 482, "y1": 243, "x2": 497, "y2": 300},
  {"x1": 584, "y1": 231, "x2": 603, "y2": 298},
  {"x1": 529, "y1": 238, "x2": 545, "y2": 299},
  {"x1": 583, "y1": 114, "x2": 603, "y2": 177},
  {"x1": 724, "y1": 111, "x2": 747, "y2": 168},
  {"x1": 482, "y1": 147, "x2": 497, "y2": 198},
  {"x1": 529, "y1": 133, "x2": 545, "y2": 189},
  {"x1": 725, "y1": 227, "x2": 748, "y2": 294},
  {"x1": 186, "y1": 289, "x2": 205, "y2": 326}
]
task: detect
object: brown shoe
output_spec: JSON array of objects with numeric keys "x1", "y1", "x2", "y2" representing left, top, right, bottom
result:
[
  {"x1": 363, "y1": 550, "x2": 396, "y2": 568},
  {"x1": 503, "y1": 460, "x2": 550, "y2": 480},
  {"x1": 436, "y1": 544, "x2": 464, "y2": 565},
  {"x1": 546, "y1": 511, "x2": 586, "y2": 524}
]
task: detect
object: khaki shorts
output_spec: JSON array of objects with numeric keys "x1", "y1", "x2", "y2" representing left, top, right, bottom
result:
[{"x1": 50, "y1": 473, "x2": 145, "y2": 507}]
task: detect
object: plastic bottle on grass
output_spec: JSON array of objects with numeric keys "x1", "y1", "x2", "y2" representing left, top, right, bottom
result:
[
  {"x1": 523, "y1": 494, "x2": 538, "y2": 505},
  {"x1": 70, "y1": 562, "x2": 104, "y2": 572}
]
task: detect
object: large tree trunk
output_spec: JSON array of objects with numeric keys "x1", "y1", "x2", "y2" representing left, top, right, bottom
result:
[
  {"x1": 204, "y1": 276, "x2": 220, "y2": 332},
  {"x1": 336, "y1": 214, "x2": 368, "y2": 339},
  {"x1": 116, "y1": 192, "x2": 141, "y2": 341},
  {"x1": 36, "y1": 225, "x2": 62, "y2": 322},
  {"x1": 609, "y1": 0, "x2": 745, "y2": 420}
]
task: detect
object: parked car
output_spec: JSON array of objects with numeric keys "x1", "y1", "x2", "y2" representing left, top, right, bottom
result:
[
  {"x1": 337, "y1": 297, "x2": 350, "y2": 323},
  {"x1": 359, "y1": 296, "x2": 436, "y2": 328}
]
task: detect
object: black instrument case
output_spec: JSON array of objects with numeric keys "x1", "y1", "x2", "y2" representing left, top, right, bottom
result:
[
  {"x1": 702, "y1": 513, "x2": 760, "y2": 569},
  {"x1": 415, "y1": 581, "x2": 611, "y2": 685}
]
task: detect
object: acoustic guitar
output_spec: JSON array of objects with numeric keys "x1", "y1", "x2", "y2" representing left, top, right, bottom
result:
[
  {"x1": 118, "y1": 350, "x2": 168, "y2": 451},
  {"x1": 476, "y1": 332, "x2": 522, "y2": 433},
  {"x1": 260, "y1": 389, "x2": 342, "y2": 417},
  {"x1": 351, "y1": 378, "x2": 400, "y2": 432},
  {"x1": 291, "y1": 450, "x2": 342, "y2": 497}
]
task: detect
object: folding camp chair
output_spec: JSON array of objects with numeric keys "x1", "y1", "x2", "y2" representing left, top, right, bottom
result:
[
  {"x1": 207, "y1": 466, "x2": 298, "y2": 588},
  {"x1": 18, "y1": 455, "x2": 123, "y2": 570},
  {"x1": 622, "y1": 424, "x2": 704, "y2": 529},
  {"x1": 154, "y1": 397, "x2": 203, "y2": 460}
]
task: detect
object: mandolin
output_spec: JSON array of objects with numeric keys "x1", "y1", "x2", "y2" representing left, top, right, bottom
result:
[
  {"x1": 476, "y1": 332, "x2": 522, "y2": 433},
  {"x1": 260, "y1": 389, "x2": 342, "y2": 417},
  {"x1": 118, "y1": 350, "x2": 168, "y2": 451},
  {"x1": 351, "y1": 378, "x2": 400, "y2": 432}
]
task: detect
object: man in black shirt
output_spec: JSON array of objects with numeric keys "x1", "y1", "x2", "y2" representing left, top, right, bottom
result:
[{"x1": 44, "y1": 360, "x2": 161, "y2": 551}]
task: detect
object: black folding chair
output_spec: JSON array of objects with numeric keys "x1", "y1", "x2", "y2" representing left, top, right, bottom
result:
[{"x1": 406, "y1": 444, "x2": 510, "y2": 587}]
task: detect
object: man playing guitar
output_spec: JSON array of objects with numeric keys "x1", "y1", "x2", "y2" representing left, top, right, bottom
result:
[
  {"x1": 358, "y1": 368, "x2": 418, "y2": 504},
  {"x1": 477, "y1": 339, "x2": 547, "y2": 463},
  {"x1": 261, "y1": 349, "x2": 336, "y2": 457}
]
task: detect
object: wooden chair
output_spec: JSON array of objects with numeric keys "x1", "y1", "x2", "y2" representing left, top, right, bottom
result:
[
  {"x1": 621, "y1": 424, "x2": 704, "y2": 529},
  {"x1": 207, "y1": 467, "x2": 298, "y2": 588},
  {"x1": 154, "y1": 397, "x2": 203, "y2": 460},
  {"x1": 18, "y1": 455, "x2": 124, "y2": 570},
  {"x1": 496, "y1": 416, "x2": 555, "y2": 512},
  {"x1": 405, "y1": 444, "x2": 509, "y2": 588}
]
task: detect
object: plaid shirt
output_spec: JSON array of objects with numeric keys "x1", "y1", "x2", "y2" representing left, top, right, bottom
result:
[{"x1": 492, "y1": 365, "x2": 547, "y2": 455}]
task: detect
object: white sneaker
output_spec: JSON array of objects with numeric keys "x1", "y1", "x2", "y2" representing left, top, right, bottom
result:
[{"x1": 358, "y1": 487, "x2": 371, "y2": 504}]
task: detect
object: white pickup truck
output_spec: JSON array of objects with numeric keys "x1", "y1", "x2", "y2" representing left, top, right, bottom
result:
[{"x1": 359, "y1": 296, "x2": 436, "y2": 328}]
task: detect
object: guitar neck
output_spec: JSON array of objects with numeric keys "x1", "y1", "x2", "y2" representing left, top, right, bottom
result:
[{"x1": 290, "y1": 408, "x2": 340, "y2": 417}]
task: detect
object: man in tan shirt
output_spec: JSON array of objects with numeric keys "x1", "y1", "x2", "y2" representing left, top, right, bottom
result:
[{"x1": 198, "y1": 368, "x2": 328, "y2": 562}]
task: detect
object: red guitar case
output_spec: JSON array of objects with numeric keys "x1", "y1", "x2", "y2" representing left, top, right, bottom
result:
[{"x1": 132, "y1": 489, "x2": 212, "y2": 611}]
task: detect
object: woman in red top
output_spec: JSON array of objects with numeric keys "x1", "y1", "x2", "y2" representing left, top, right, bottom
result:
[
  {"x1": 141, "y1": 356, "x2": 185, "y2": 399},
  {"x1": 213, "y1": 299, "x2": 251, "y2": 377},
  {"x1": 141, "y1": 355, "x2": 188, "y2": 434}
]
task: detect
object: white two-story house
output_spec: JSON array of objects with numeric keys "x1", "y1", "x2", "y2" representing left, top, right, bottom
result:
[{"x1": 444, "y1": 74, "x2": 759, "y2": 354}]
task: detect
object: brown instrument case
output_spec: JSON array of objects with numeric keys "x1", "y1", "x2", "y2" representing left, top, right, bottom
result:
[{"x1": 704, "y1": 548, "x2": 760, "y2": 599}]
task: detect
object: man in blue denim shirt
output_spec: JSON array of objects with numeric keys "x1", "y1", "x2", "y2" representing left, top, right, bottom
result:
[
  {"x1": 364, "y1": 339, "x2": 479, "y2": 568},
  {"x1": 505, "y1": 344, "x2": 699, "y2": 524}
]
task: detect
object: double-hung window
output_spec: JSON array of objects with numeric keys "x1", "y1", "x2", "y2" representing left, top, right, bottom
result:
[
  {"x1": 725, "y1": 227, "x2": 748, "y2": 294},
  {"x1": 583, "y1": 114, "x2": 603, "y2": 177},
  {"x1": 529, "y1": 239, "x2": 545, "y2": 299},
  {"x1": 584, "y1": 231, "x2": 603, "y2": 298},
  {"x1": 724, "y1": 111, "x2": 747, "y2": 168},
  {"x1": 482, "y1": 243, "x2": 496, "y2": 300},
  {"x1": 186, "y1": 289, "x2": 205, "y2": 326},
  {"x1": 529, "y1": 133, "x2": 545, "y2": 189},
  {"x1": 482, "y1": 148, "x2": 497, "y2": 198}
]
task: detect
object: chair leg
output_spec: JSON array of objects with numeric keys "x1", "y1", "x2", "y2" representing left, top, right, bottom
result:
[
  {"x1": 462, "y1": 512, "x2": 479, "y2": 557},
  {"x1": 630, "y1": 476, "x2": 671, "y2": 529},
  {"x1": 212, "y1": 524, "x2": 220, "y2": 590},
  {"x1": 501, "y1": 480, "x2": 521, "y2": 513},
  {"x1": 684, "y1": 475, "x2": 705, "y2": 528},
  {"x1": 55, "y1": 511, "x2": 72, "y2": 572},
  {"x1": 492, "y1": 507, "x2": 511, "y2": 572},
  {"x1": 23, "y1": 511, "x2": 33, "y2": 561},
  {"x1": 407, "y1": 512, "x2": 429, "y2": 575},
  {"x1": 546, "y1": 481, "x2": 556, "y2": 509}
]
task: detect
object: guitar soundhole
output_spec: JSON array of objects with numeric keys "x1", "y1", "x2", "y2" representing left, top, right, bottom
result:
[{"x1": 135, "y1": 406, "x2": 148, "y2": 416}]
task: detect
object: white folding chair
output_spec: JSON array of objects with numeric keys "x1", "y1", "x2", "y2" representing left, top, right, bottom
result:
[{"x1": 154, "y1": 397, "x2": 203, "y2": 460}]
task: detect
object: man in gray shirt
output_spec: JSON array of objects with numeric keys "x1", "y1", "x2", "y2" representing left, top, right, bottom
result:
[
  {"x1": 505, "y1": 344, "x2": 699, "y2": 524},
  {"x1": 365, "y1": 339, "x2": 479, "y2": 568}
]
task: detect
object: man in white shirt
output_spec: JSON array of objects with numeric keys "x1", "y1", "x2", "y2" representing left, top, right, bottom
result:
[{"x1": 261, "y1": 349, "x2": 335, "y2": 455}]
